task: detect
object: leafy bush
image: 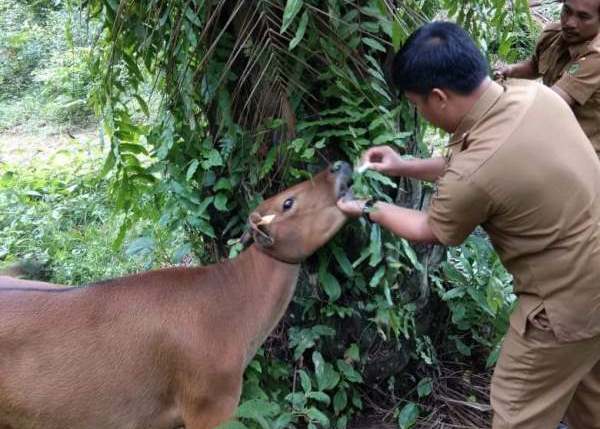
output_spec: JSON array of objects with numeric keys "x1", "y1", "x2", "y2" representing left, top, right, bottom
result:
[
  {"x1": 0, "y1": 145, "x2": 187, "y2": 285},
  {"x1": 434, "y1": 235, "x2": 515, "y2": 367},
  {"x1": 0, "y1": 0, "x2": 94, "y2": 131}
]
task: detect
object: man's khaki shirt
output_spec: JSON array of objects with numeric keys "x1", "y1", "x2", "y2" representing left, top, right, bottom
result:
[
  {"x1": 532, "y1": 22, "x2": 600, "y2": 155},
  {"x1": 428, "y1": 80, "x2": 600, "y2": 343}
]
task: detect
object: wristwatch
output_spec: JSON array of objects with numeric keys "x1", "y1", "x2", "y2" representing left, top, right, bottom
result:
[{"x1": 362, "y1": 199, "x2": 376, "y2": 223}]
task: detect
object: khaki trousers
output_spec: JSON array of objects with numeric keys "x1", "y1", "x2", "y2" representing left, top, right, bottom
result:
[{"x1": 491, "y1": 314, "x2": 600, "y2": 429}]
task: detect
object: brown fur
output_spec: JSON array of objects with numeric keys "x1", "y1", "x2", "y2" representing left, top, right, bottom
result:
[{"x1": 0, "y1": 163, "x2": 353, "y2": 429}]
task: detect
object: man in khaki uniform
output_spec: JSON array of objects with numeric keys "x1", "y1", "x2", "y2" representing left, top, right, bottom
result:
[
  {"x1": 497, "y1": 0, "x2": 600, "y2": 156},
  {"x1": 337, "y1": 22, "x2": 600, "y2": 428}
]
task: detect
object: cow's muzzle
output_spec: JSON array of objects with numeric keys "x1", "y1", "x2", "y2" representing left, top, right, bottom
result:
[{"x1": 331, "y1": 161, "x2": 353, "y2": 200}]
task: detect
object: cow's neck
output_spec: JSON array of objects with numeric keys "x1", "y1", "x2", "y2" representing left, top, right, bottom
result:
[{"x1": 227, "y1": 245, "x2": 301, "y2": 366}]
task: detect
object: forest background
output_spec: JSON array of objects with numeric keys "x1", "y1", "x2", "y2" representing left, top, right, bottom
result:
[{"x1": 0, "y1": 1, "x2": 561, "y2": 428}]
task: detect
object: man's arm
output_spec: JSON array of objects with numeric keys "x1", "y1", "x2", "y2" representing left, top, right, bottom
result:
[
  {"x1": 336, "y1": 199, "x2": 439, "y2": 243},
  {"x1": 395, "y1": 157, "x2": 447, "y2": 182},
  {"x1": 361, "y1": 146, "x2": 446, "y2": 182},
  {"x1": 495, "y1": 59, "x2": 538, "y2": 80}
]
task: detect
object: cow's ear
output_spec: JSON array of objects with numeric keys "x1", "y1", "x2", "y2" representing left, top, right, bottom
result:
[{"x1": 248, "y1": 212, "x2": 275, "y2": 248}]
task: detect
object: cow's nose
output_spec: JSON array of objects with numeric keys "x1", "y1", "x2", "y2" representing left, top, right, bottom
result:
[
  {"x1": 332, "y1": 161, "x2": 353, "y2": 199},
  {"x1": 330, "y1": 161, "x2": 352, "y2": 177}
]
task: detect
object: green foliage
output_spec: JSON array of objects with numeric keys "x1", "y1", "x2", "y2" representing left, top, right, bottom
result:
[
  {"x1": 0, "y1": 0, "x2": 94, "y2": 131},
  {"x1": 0, "y1": 145, "x2": 188, "y2": 285},
  {"x1": 433, "y1": 235, "x2": 516, "y2": 367},
  {"x1": 445, "y1": 0, "x2": 538, "y2": 62}
]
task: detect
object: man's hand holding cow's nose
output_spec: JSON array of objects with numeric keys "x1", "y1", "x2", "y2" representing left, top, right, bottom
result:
[{"x1": 336, "y1": 195, "x2": 367, "y2": 218}]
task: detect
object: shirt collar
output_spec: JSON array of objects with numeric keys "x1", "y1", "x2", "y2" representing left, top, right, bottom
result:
[{"x1": 447, "y1": 80, "x2": 505, "y2": 150}]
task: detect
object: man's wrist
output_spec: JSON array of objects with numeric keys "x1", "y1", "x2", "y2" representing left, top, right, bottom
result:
[
  {"x1": 390, "y1": 160, "x2": 407, "y2": 177},
  {"x1": 362, "y1": 199, "x2": 376, "y2": 223}
]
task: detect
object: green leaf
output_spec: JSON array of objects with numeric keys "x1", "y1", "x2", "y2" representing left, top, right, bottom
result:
[
  {"x1": 189, "y1": 217, "x2": 216, "y2": 238},
  {"x1": 307, "y1": 391, "x2": 331, "y2": 405},
  {"x1": 299, "y1": 370, "x2": 312, "y2": 393},
  {"x1": 417, "y1": 377, "x2": 433, "y2": 398},
  {"x1": 333, "y1": 389, "x2": 348, "y2": 415},
  {"x1": 336, "y1": 360, "x2": 363, "y2": 383},
  {"x1": 369, "y1": 265, "x2": 385, "y2": 288},
  {"x1": 398, "y1": 402, "x2": 419, "y2": 429},
  {"x1": 133, "y1": 94, "x2": 149, "y2": 116},
  {"x1": 451, "y1": 303, "x2": 467, "y2": 324},
  {"x1": 319, "y1": 269, "x2": 342, "y2": 302},
  {"x1": 442, "y1": 287, "x2": 466, "y2": 301},
  {"x1": 173, "y1": 243, "x2": 192, "y2": 264},
  {"x1": 313, "y1": 352, "x2": 340, "y2": 391},
  {"x1": 336, "y1": 415, "x2": 348, "y2": 429},
  {"x1": 186, "y1": 160, "x2": 200, "y2": 181},
  {"x1": 368, "y1": 224, "x2": 382, "y2": 267},
  {"x1": 362, "y1": 37, "x2": 386, "y2": 52},
  {"x1": 125, "y1": 236, "x2": 154, "y2": 257},
  {"x1": 454, "y1": 337, "x2": 472, "y2": 356},
  {"x1": 384, "y1": 285, "x2": 393, "y2": 306},
  {"x1": 286, "y1": 392, "x2": 307, "y2": 409},
  {"x1": 486, "y1": 344, "x2": 501, "y2": 368},
  {"x1": 401, "y1": 239, "x2": 423, "y2": 271},
  {"x1": 216, "y1": 421, "x2": 248, "y2": 429},
  {"x1": 236, "y1": 399, "x2": 279, "y2": 429},
  {"x1": 391, "y1": 20, "x2": 403, "y2": 51},
  {"x1": 196, "y1": 197, "x2": 214, "y2": 216},
  {"x1": 259, "y1": 146, "x2": 277, "y2": 179},
  {"x1": 185, "y1": 6, "x2": 202, "y2": 27},
  {"x1": 201, "y1": 149, "x2": 224, "y2": 169},
  {"x1": 332, "y1": 245, "x2": 353, "y2": 277},
  {"x1": 273, "y1": 414, "x2": 293, "y2": 429},
  {"x1": 119, "y1": 143, "x2": 147, "y2": 155},
  {"x1": 345, "y1": 344, "x2": 360, "y2": 362},
  {"x1": 214, "y1": 193, "x2": 229, "y2": 211},
  {"x1": 289, "y1": 11, "x2": 309, "y2": 50},
  {"x1": 281, "y1": 0, "x2": 303, "y2": 34},
  {"x1": 305, "y1": 407, "x2": 330, "y2": 427},
  {"x1": 214, "y1": 178, "x2": 232, "y2": 191}
]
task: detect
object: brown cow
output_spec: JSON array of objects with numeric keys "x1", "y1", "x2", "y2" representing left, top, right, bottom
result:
[{"x1": 0, "y1": 162, "x2": 353, "y2": 429}]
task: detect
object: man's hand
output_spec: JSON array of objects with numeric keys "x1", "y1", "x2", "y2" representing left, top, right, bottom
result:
[
  {"x1": 493, "y1": 64, "x2": 512, "y2": 81},
  {"x1": 359, "y1": 146, "x2": 404, "y2": 176},
  {"x1": 336, "y1": 196, "x2": 367, "y2": 218},
  {"x1": 336, "y1": 197, "x2": 439, "y2": 243},
  {"x1": 493, "y1": 59, "x2": 538, "y2": 80}
]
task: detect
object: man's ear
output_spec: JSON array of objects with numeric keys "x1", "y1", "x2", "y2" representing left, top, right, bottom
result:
[{"x1": 430, "y1": 88, "x2": 449, "y2": 108}]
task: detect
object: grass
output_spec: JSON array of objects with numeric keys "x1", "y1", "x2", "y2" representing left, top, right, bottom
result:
[{"x1": 0, "y1": 133, "x2": 189, "y2": 286}]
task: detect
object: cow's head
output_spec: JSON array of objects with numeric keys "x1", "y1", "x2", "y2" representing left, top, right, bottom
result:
[{"x1": 246, "y1": 162, "x2": 353, "y2": 263}]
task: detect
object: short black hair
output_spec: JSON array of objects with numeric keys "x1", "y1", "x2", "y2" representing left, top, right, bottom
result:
[{"x1": 392, "y1": 21, "x2": 489, "y2": 96}]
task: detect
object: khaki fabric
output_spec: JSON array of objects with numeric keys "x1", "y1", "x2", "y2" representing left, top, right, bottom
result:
[
  {"x1": 532, "y1": 22, "x2": 600, "y2": 155},
  {"x1": 428, "y1": 80, "x2": 600, "y2": 343},
  {"x1": 491, "y1": 312, "x2": 600, "y2": 429}
]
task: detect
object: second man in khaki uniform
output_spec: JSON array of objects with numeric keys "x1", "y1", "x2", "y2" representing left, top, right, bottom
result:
[{"x1": 498, "y1": 0, "x2": 600, "y2": 156}]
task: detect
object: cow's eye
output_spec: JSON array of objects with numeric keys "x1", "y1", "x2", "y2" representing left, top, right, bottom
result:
[{"x1": 283, "y1": 198, "x2": 294, "y2": 211}]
